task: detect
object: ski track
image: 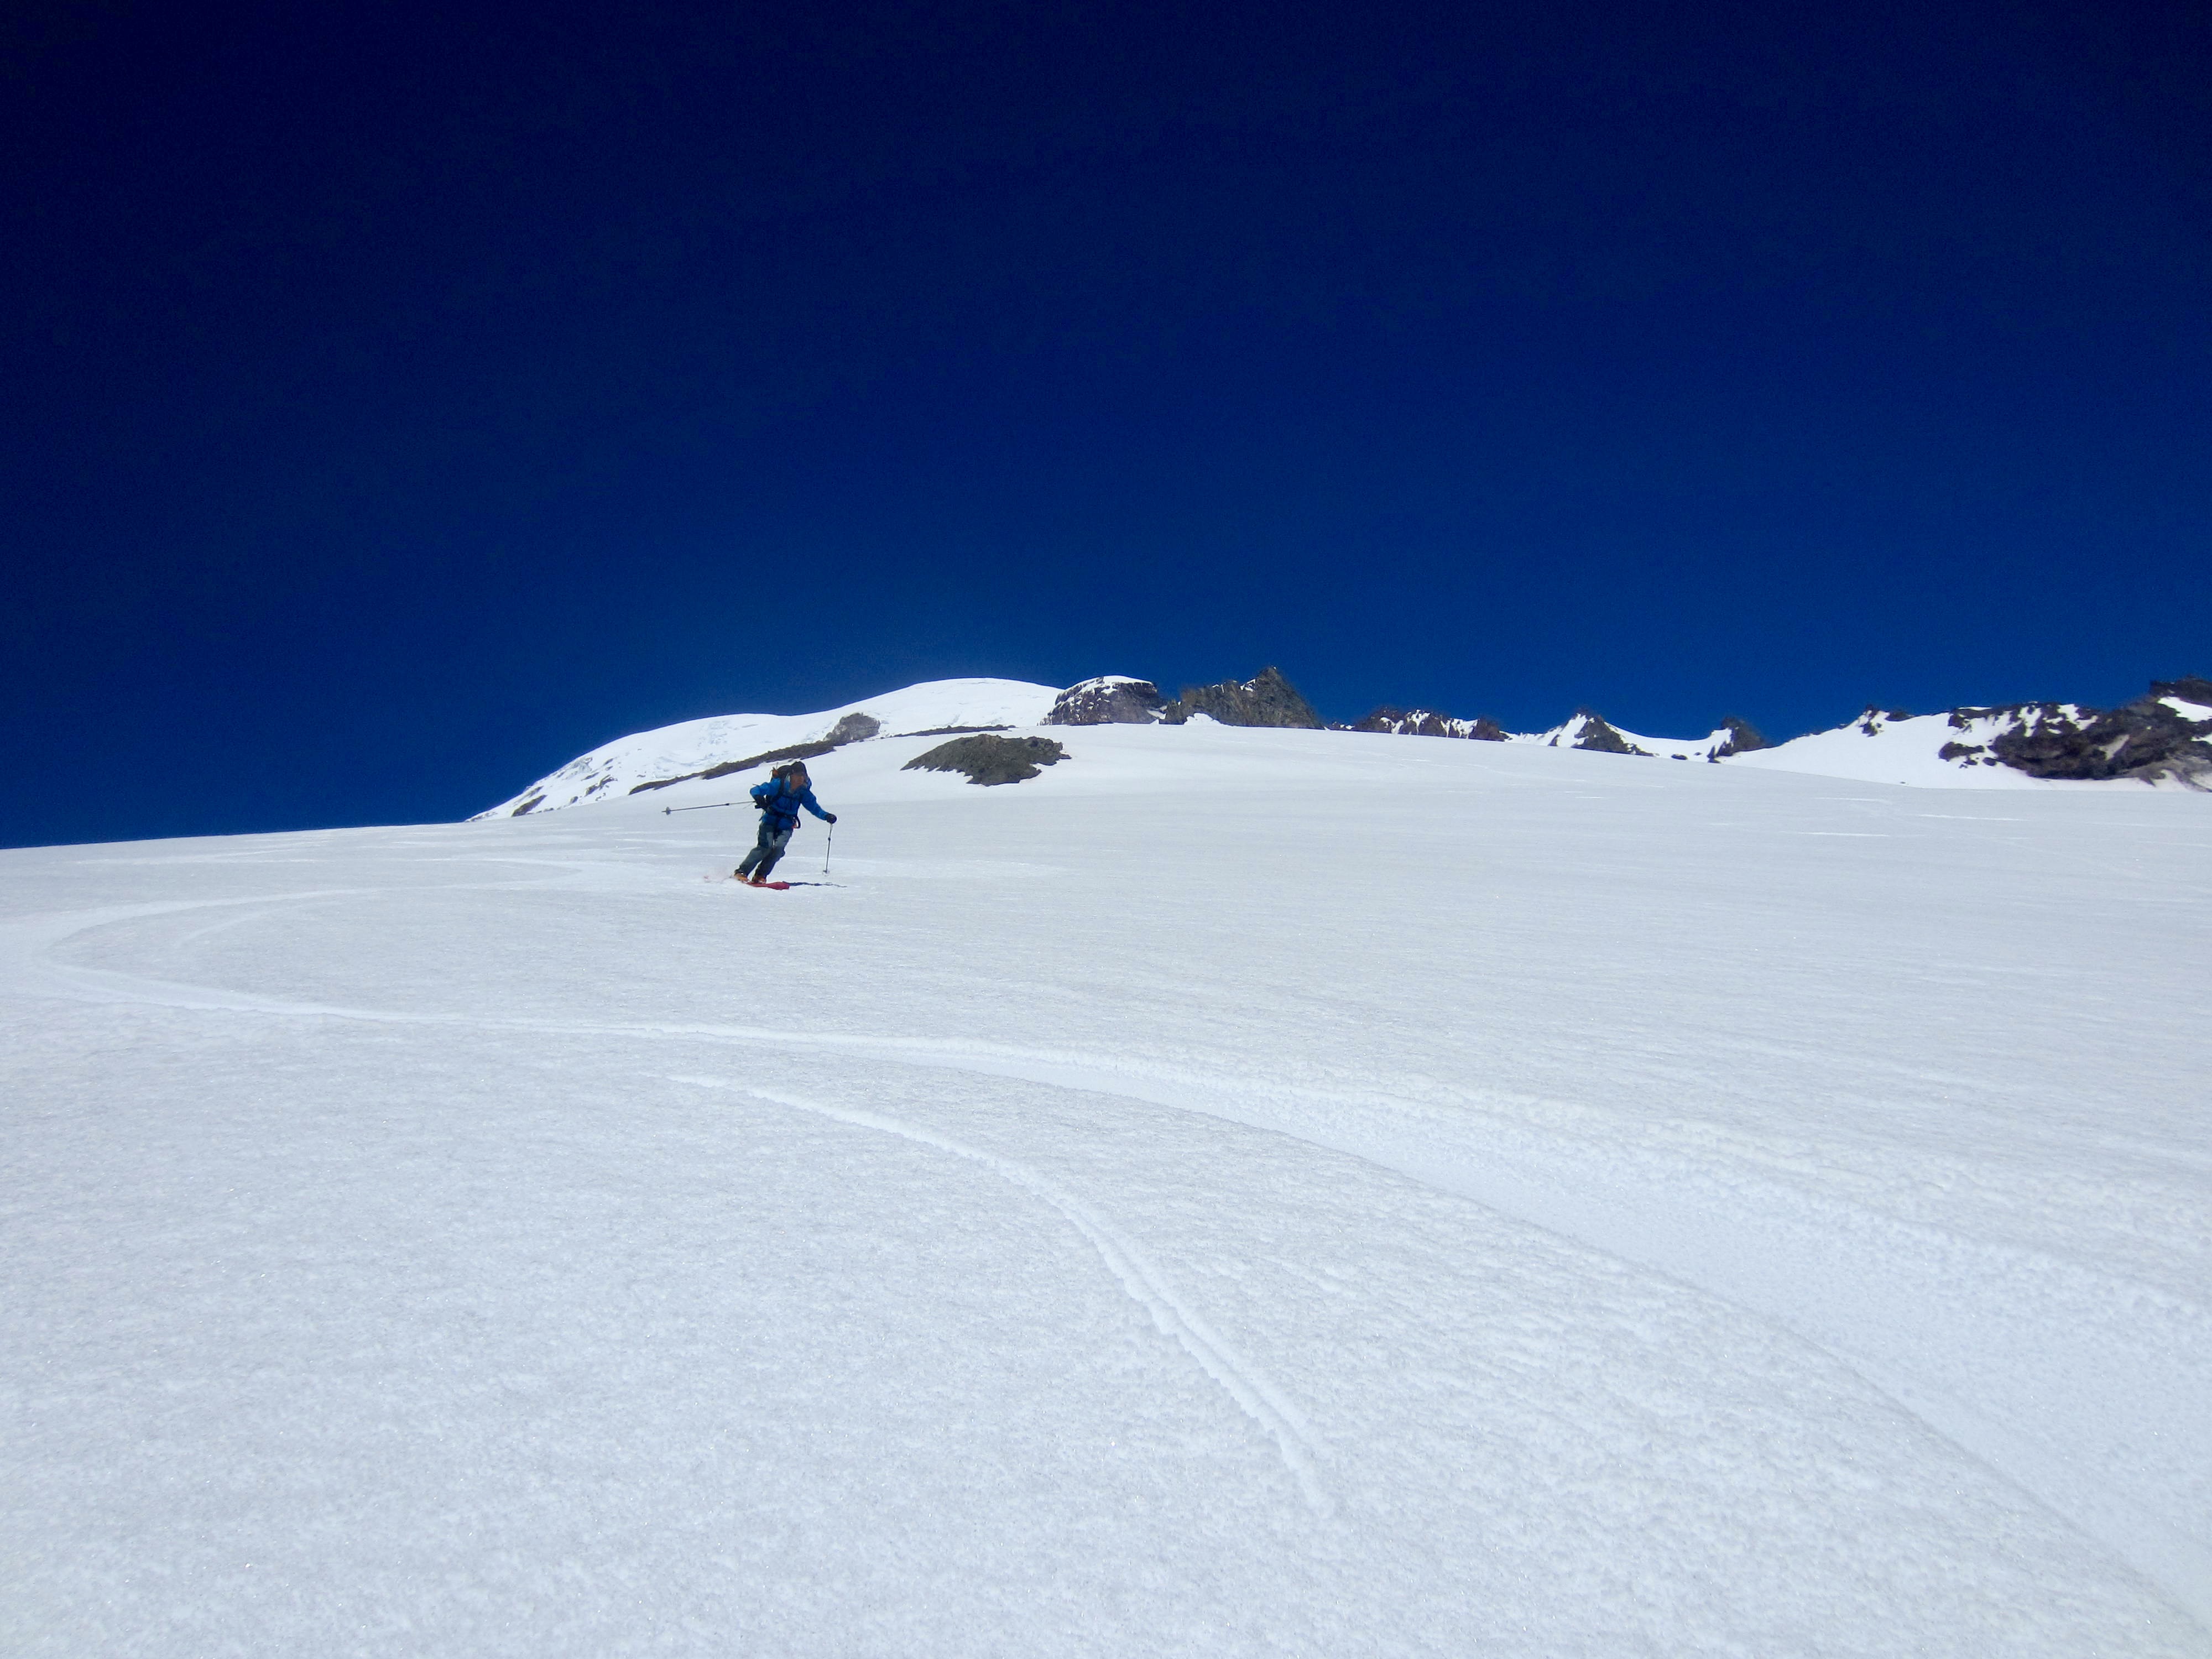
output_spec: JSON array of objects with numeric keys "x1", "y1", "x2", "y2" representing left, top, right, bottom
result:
[
  {"x1": 5, "y1": 889, "x2": 2208, "y2": 1632},
  {"x1": 691, "y1": 1079, "x2": 1333, "y2": 1517}
]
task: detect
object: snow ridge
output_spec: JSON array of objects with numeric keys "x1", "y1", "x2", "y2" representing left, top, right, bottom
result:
[
  {"x1": 481, "y1": 672, "x2": 2212, "y2": 821},
  {"x1": 1736, "y1": 685, "x2": 2212, "y2": 790},
  {"x1": 477, "y1": 679, "x2": 1062, "y2": 818},
  {"x1": 1514, "y1": 710, "x2": 1756, "y2": 760}
]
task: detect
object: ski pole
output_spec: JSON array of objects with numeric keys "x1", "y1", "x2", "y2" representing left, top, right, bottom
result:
[
  {"x1": 822, "y1": 822, "x2": 833, "y2": 876},
  {"x1": 662, "y1": 801, "x2": 742, "y2": 815}
]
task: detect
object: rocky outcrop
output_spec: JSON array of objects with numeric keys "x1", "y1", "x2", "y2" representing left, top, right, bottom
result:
[
  {"x1": 1349, "y1": 702, "x2": 1757, "y2": 760},
  {"x1": 1711, "y1": 717, "x2": 1767, "y2": 759},
  {"x1": 1761, "y1": 678, "x2": 2212, "y2": 787},
  {"x1": 627, "y1": 711, "x2": 884, "y2": 796},
  {"x1": 902, "y1": 734, "x2": 1068, "y2": 786},
  {"x1": 1352, "y1": 707, "x2": 1509, "y2": 741},
  {"x1": 1553, "y1": 712, "x2": 1649, "y2": 755},
  {"x1": 1970, "y1": 679, "x2": 2212, "y2": 785},
  {"x1": 1044, "y1": 677, "x2": 1168, "y2": 726},
  {"x1": 1162, "y1": 667, "x2": 1325, "y2": 729},
  {"x1": 629, "y1": 739, "x2": 838, "y2": 795}
]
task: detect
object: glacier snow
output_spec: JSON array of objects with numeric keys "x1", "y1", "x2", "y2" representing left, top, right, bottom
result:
[{"x1": 4, "y1": 708, "x2": 2209, "y2": 1655}]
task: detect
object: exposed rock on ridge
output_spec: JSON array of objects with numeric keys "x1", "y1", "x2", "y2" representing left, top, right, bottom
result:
[
  {"x1": 615, "y1": 712, "x2": 887, "y2": 801},
  {"x1": 1943, "y1": 679, "x2": 2212, "y2": 786},
  {"x1": 1162, "y1": 667, "x2": 1324, "y2": 729},
  {"x1": 902, "y1": 734, "x2": 1068, "y2": 785},
  {"x1": 1712, "y1": 718, "x2": 1768, "y2": 758},
  {"x1": 1350, "y1": 703, "x2": 1764, "y2": 761},
  {"x1": 625, "y1": 739, "x2": 838, "y2": 797},
  {"x1": 1044, "y1": 677, "x2": 1168, "y2": 726},
  {"x1": 1353, "y1": 707, "x2": 1510, "y2": 741},
  {"x1": 1552, "y1": 711, "x2": 1647, "y2": 755},
  {"x1": 474, "y1": 679, "x2": 1066, "y2": 819}
]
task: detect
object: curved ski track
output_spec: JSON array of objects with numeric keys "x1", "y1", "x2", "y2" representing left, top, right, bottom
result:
[
  {"x1": 3, "y1": 888, "x2": 2206, "y2": 1634},
  {"x1": 700, "y1": 1079, "x2": 1332, "y2": 1515}
]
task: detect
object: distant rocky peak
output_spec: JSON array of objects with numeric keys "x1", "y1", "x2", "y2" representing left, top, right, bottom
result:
[
  {"x1": 1713, "y1": 717, "x2": 1767, "y2": 758},
  {"x1": 1044, "y1": 677, "x2": 1167, "y2": 726},
  {"x1": 1974, "y1": 681, "x2": 2212, "y2": 785},
  {"x1": 1808, "y1": 678, "x2": 2212, "y2": 788},
  {"x1": 1554, "y1": 711, "x2": 1650, "y2": 756},
  {"x1": 1856, "y1": 707, "x2": 1914, "y2": 736},
  {"x1": 1351, "y1": 707, "x2": 1509, "y2": 741},
  {"x1": 1163, "y1": 667, "x2": 1325, "y2": 729},
  {"x1": 2152, "y1": 676, "x2": 2212, "y2": 712}
]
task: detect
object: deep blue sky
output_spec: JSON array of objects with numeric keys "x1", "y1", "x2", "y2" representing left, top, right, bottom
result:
[{"x1": 6, "y1": 0, "x2": 2206, "y2": 847}]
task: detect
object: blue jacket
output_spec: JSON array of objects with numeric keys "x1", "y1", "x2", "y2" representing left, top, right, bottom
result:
[{"x1": 751, "y1": 774, "x2": 831, "y2": 831}]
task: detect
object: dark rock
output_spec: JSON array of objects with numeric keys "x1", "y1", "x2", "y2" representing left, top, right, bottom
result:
[
  {"x1": 902, "y1": 734, "x2": 1068, "y2": 786},
  {"x1": 510, "y1": 794, "x2": 544, "y2": 816},
  {"x1": 1990, "y1": 684, "x2": 2212, "y2": 785},
  {"x1": 629, "y1": 739, "x2": 837, "y2": 794},
  {"x1": 1044, "y1": 678, "x2": 1168, "y2": 726},
  {"x1": 2152, "y1": 676, "x2": 2212, "y2": 708},
  {"x1": 1352, "y1": 706, "x2": 1418, "y2": 734},
  {"x1": 1352, "y1": 706, "x2": 1509, "y2": 740},
  {"x1": 891, "y1": 725, "x2": 1014, "y2": 737},
  {"x1": 627, "y1": 711, "x2": 886, "y2": 795},
  {"x1": 1162, "y1": 667, "x2": 1324, "y2": 729},
  {"x1": 1567, "y1": 712, "x2": 1650, "y2": 756},
  {"x1": 1892, "y1": 678, "x2": 2212, "y2": 786},
  {"x1": 1712, "y1": 717, "x2": 1767, "y2": 757}
]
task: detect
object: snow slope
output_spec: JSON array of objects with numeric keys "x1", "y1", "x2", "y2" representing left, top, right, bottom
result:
[
  {"x1": 1733, "y1": 701, "x2": 2212, "y2": 791},
  {"x1": 480, "y1": 679, "x2": 2196, "y2": 827},
  {"x1": 1729, "y1": 707, "x2": 2071, "y2": 789},
  {"x1": 478, "y1": 677, "x2": 1062, "y2": 817},
  {"x1": 5, "y1": 723, "x2": 2209, "y2": 1656}
]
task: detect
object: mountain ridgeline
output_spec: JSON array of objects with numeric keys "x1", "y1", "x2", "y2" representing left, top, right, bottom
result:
[
  {"x1": 1041, "y1": 669, "x2": 1327, "y2": 729},
  {"x1": 1043, "y1": 670, "x2": 1765, "y2": 761},
  {"x1": 1929, "y1": 678, "x2": 2212, "y2": 786},
  {"x1": 1041, "y1": 669, "x2": 2212, "y2": 787},
  {"x1": 478, "y1": 670, "x2": 2212, "y2": 818}
]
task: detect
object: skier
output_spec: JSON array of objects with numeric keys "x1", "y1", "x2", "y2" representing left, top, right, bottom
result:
[{"x1": 737, "y1": 761, "x2": 835, "y2": 885}]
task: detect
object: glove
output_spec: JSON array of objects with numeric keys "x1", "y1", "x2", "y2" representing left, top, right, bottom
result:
[{"x1": 825, "y1": 812, "x2": 838, "y2": 823}]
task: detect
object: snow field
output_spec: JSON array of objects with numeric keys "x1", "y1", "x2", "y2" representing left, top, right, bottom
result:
[
  {"x1": 477, "y1": 677, "x2": 1063, "y2": 816},
  {"x1": 4, "y1": 721, "x2": 2208, "y2": 1655}
]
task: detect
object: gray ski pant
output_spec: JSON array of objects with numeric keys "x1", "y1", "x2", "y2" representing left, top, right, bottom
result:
[{"x1": 738, "y1": 820, "x2": 794, "y2": 880}]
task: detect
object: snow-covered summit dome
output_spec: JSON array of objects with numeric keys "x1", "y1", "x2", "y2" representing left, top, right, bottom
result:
[{"x1": 477, "y1": 678, "x2": 1064, "y2": 818}]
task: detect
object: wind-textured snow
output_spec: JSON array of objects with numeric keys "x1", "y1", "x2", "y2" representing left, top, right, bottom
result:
[{"x1": 5, "y1": 717, "x2": 2209, "y2": 1657}]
